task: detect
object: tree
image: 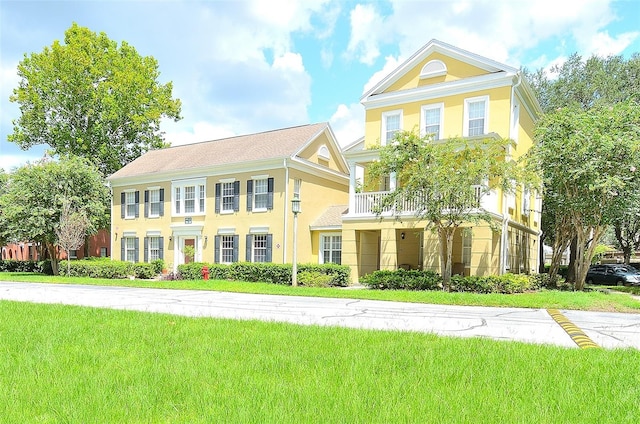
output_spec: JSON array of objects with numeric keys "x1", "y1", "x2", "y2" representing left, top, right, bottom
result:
[
  {"x1": 8, "y1": 23, "x2": 182, "y2": 177},
  {"x1": 0, "y1": 156, "x2": 109, "y2": 275},
  {"x1": 528, "y1": 102, "x2": 640, "y2": 290},
  {"x1": 56, "y1": 198, "x2": 91, "y2": 276},
  {"x1": 525, "y1": 53, "x2": 640, "y2": 274},
  {"x1": 0, "y1": 169, "x2": 8, "y2": 247},
  {"x1": 369, "y1": 131, "x2": 527, "y2": 289}
]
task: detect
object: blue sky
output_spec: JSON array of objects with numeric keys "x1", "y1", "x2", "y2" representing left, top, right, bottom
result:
[{"x1": 1, "y1": 0, "x2": 639, "y2": 172}]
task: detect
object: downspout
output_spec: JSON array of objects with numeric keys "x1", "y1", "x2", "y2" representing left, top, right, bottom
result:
[{"x1": 283, "y1": 158, "x2": 289, "y2": 263}]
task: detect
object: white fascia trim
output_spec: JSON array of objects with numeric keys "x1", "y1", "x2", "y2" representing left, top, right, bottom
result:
[
  {"x1": 293, "y1": 124, "x2": 351, "y2": 174},
  {"x1": 362, "y1": 73, "x2": 512, "y2": 110},
  {"x1": 288, "y1": 157, "x2": 350, "y2": 185},
  {"x1": 310, "y1": 225, "x2": 342, "y2": 231}
]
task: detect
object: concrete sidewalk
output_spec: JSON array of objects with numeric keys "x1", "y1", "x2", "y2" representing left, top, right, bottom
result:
[{"x1": 1, "y1": 282, "x2": 639, "y2": 349}]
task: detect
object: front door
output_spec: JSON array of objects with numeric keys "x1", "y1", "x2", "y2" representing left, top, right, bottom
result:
[{"x1": 184, "y1": 238, "x2": 195, "y2": 264}]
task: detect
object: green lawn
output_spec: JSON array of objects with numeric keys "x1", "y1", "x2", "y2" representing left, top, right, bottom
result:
[
  {"x1": 1, "y1": 301, "x2": 639, "y2": 423},
  {"x1": 2, "y1": 272, "x2": 640, "y2": 313}
]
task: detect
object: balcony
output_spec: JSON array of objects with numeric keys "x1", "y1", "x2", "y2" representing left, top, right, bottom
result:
[{"x1": 350, "y1": 186, "x2": 494, "y2": 217}]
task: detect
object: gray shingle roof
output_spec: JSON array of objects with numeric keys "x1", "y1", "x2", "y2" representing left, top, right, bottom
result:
[
  {"x1": 311, "y1": 205, "x2": 348, "y2": 228},
  {"x1": 109, "y1": 122, "x2": 329, "y2": 180}
]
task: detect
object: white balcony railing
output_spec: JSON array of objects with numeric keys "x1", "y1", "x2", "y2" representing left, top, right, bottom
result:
[{"x1": 351, "y1": 186, "x2": 491, "y2": 216}]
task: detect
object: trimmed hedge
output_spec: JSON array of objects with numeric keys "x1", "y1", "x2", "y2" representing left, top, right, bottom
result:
[
  {"x1": 63, "y1": 259, "x2": 156, "y2": 279},
  {"x1": 176, "y1": 262, "x2": 350, "y2": 286},
  {"x1": 361, "y1": 269, "x2": 544, "y2": 294},
  {"x1": 0, "y1": 260, "x2": 43, "y2": 273}
]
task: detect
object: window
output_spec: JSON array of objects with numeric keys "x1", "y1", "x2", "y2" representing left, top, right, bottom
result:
[
  {"x1": 247, "y1": 177, "x2": 274, "y2": 211},
  {"x1": 216, "y1": 181, "x2": 240, "y2": 213},
  {"x1": 320, "y1": 234, "x2": 342, "y2": 264},
  {"x1": 421, "y1": 104, "x2": 443, "y2": 140},
  {"x1": 464, "y1": 96, "x2": 488, "y2": 137},
  {"x1": 214, "y1": 235, "x2": 238, "y2": 264},
  {"x1": 420, "y1": 59, "x2": 447, "y2": 79},
  {"x1": 294, "y1": 178, "x2": 302, "y2": 199},
  {"x1": 100, "y1": 247, "x2": 108, "y2": 257},
  {"x1": 121, "y1": 191, "x2": 139, "y2": 219},
  {"x1": 121, "y1": 237, "x2": 139, "y2": 263},
  {"x1": 69, "y1": 250, "x2": 78, "y2": 259},
  {"x1": 246, "y1": 234, "x2": 273, "y2": 262},
  {"x1": 144, "y1": 236, "x2": 164, "y2": 262},
  {"x1": 381, "y1": 110, "x2": 402, "y2": 145},
  {"x1": 172, "y1": 179, "x2": 206, "y2": 216},
  {"x1": 145, "y1": 188, "x2": 164, "y2": 218},
  {"x1": 462, "y1": 230, "x2": 472, "y2": 267}
]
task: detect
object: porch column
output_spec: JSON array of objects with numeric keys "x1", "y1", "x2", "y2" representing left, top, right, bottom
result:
[
  {"x1": 379, "y1": 228, "x2": 398, "y2": 270},
  {"x1": 348, "y1": 161, "x2": 356, "y2": 216}
]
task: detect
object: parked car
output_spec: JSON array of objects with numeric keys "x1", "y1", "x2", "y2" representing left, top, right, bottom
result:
[{"x1": 586, "y1": 264, "x2": 640, "y2": 286}]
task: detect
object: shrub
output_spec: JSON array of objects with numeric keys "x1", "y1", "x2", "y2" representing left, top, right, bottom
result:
[
  {"x1": 65, "y1": 259, "x2": 132, "y2": 279},
  {"x1": 360, "y1": 269, "x2": 442, "y2": 290},
  {"x1": 132, "y1": 263, "x2": 157, "y2": 279},
  {"x1": 150, "y1": 259, "x2": 165, "y2": 275},
  {"x1": 449, "y1": 273, "x2": 540, "y2": 294},
  {"x1": 298, "y1": 263, "x2": 350, "y2": 287},
  {"x1": 297, "y1": 271, "x2": 333, "y2": 287},
  {"x1": 0, "y1": 260, "x2": 41, "y2": 273},
  {"x1": 177, "y1": 262, "x2": 210, "y2": 280}
]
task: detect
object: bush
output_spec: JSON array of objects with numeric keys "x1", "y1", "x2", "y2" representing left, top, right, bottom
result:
[
  {"x1": 65, "y1": 259, "x2": 132, "y2": 279},
  {"x1": 0, "y1": 260, "x2": 41, "y2": 273},
  {"x1": 150, "y1": 259, "x2": 164, "y2": 275},
  {"x1": 298, "y1": 263, "x2": 350, "y2": 287},
  {"x1": 360, "y1": 269, "x2": 442, "y2": 290},
  {"x1": 449, "y1": 273, "x2": 539, "y2": 294},
  {"x1": 297, "y1": 271, "x2": 333, "y2": 287},
  {"x1": 132, "y1": 263, "x2": 157, "y2": 279}
]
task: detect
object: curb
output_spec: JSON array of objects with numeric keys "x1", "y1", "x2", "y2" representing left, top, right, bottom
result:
[{"x1": 547, "y1": 309, "x2": 599, "y2": 349}]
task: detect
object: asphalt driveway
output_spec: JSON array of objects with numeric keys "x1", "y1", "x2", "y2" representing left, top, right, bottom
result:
[{"x1": 1, "y1": 282, "x2": 639, "y2": 350}]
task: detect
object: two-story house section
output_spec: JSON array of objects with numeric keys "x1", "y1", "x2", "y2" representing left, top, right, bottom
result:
[
  {"x1": 342, "y1": 39, "x2": 542, "y2": 282},
  {"x1": 108, "y1": 123, "x2": 349, "y2": 271}
]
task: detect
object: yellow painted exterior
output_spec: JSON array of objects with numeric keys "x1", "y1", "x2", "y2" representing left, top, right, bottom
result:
[{"x1": 344, "y1": 40, "x2": 542, "y2": 282}]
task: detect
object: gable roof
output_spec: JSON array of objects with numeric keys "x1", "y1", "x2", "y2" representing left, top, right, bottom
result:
[
  {"x1": 361, "y1": 39, "x2": 518, "y2": 101},
  {"x1": 109, "y1": 122, "x2": 338, "y2": 181}
]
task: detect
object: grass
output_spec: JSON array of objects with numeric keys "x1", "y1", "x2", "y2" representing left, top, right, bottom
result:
[
  {"x1": 1, "y1": 300, "x2": 639, "y2": 423},
  {"x1": 2, "y1": 271, "x2": 640, "y2": 313}
]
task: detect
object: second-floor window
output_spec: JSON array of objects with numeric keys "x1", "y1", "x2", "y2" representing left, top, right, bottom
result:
[
  {"x1": 121, "y1": 191, "x2": 139, "y2": 219},
  {"x1": 381, "y1": 110, "x2": 402, "y2": 145},
  {"x1": 145, "y1": 188, "x2": 164, "y2": 218},
  {"x1": 247, "y1": 177, "x2": 274, "y2": 212},
  {"x1": 172, "y1": 179, "x2": 206, "y2": 216},
  {"x1": 421, "y1": 104, "x2": 443, "y2": 140},
  {"x1": 215, "y1": 181, "x2": 240, "y2": 213},
  {"x1": 464, "y1": 96, "x2": 488, "y2": 137}
]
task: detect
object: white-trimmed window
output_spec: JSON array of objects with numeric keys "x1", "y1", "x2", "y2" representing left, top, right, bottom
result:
[
  {"x1": 247, "y1": 177, "x2": 274, "y2": 212},
  {"x1": 462, "y1": 229, "x2": 472, "y2": 267},
  {"x1": 222, "y1": 182, "x2": 235, "y2": 211},
  {"x1": 122, "y1": 237, "x2": 139, "y2": 263},
  {"x1": 320, "y1": 233, "x2": 342, "y2": 265},
  {"x1": 381, "y1": 110, "x2": 403, "y2": 145},
  {"x1": 172, "y1": 179, "x2": 206, "y2": 216},
  {"x1": 246, "y1": 234, "x2": 273, "y2": 263},
  {"x1": 144, "y1": 188, "x2": 164, "y2": 218},
  {"x1": 464, "y1": 96, "x2": 489, "y2": 137},
  {"x1": 144, "y1": 236, "x2": 162, "y2": 262},
  {"x1": 421, "y1": 103, "x2": 443, "y2": 140},
  {"x1": 215, "y1": 235, "x2": 237, "y2": 264},
  {"x1": 122, "y1": 191, "x2": 139, "y2": 219}
]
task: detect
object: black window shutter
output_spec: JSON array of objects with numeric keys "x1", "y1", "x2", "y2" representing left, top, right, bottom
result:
[
  {"x1": 121, "y1": 192, "x2": 125, "y2": 218},
  {"x1": 267, "y1": 177, "x2": 274, "y2": 210},
  {"x1": 246, "y1": 180, "x2": 253, "y2": 212},
  {"x1": 233, "y1": 235, "x2": 239, "y2": 262},
  {"x1": 266, "y1": 234, "x2": 273, "y2": 262},
  {"x1": 246, "y1": 234, "x2": 253, "y2": 261},
  {"x1": 144, "y1": 190, "x2": 149, "y2": 218},
  {"x1": 134, "y1": 237, "x2": 139, "y2": 262},
  {"x1": 233, "y1": 181, "x2": 240, "y2": 212},
  {"x1": 144, "y1": 237, "x2": 149, "y2": 262},
  {"x1": 134, "y1": 191, "x2": 140, "y2": 218},
  {"x1": 215, "y1": 183, "x2": 221, "y2": 213},
  {"x1": 159, "y1": 237, "x2": 164, "y2": 260},
  {"x1": 214, "y1": 236, "x2": 220, "y2": 263},
  {"x1": 159, "y1": 189, "x2": 164, "y2": 216},
  {"x1": 120, "y1": 238, "x2": 125, "y2": 261}
]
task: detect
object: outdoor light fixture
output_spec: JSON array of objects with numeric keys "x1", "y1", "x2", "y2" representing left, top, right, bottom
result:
[
  {"x1": 291, "y1": 196, "x2": 301, "y2": 287},
  {"x1": 204, "y1": 235, "x2": 208, "y2": 243},
  {"x1": 401, "y1": 232, "x2": 405, "y2": 240},
  {"x1": 169, "y1": 236, "x2": 173, "y2": 242}
]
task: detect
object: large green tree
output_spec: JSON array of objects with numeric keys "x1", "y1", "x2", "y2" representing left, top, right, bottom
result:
[
  {"x1": 528, "y1": 102, "x2": 640, "y2": 290},
  {"x1": 369, "y1": 131, "x2": 527, "y2": 289},
  {"x1": 9, "y1": 23, "x2": 182, "y2": 177},
  {"x1": 0, "y1": 169, "x2": 8, "y2": 247},
  {"x1": 0, "y1": 156, "x2": 109, "y2": 275},
  {"x1": 526, "y1": 53, "x2": 640, "y2": 277}
]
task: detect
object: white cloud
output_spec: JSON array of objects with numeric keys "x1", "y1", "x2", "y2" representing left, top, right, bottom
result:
[
  {"x1": 583, "y1": 31, "x2": 639, "y2": 57},
  {"x1": 362, "y1": 55, "x2": 403, "y2": 95},
  {"x1": 0, "y1": 151, "x2": 45, "y2": 172},
  {"x1": 346, "y1": 4, "x2": 385, "y2": 65},
  {"x1": 163, "y1": 121, "x2": 237, "y2": 147},
  {"x1": 329, "y1": 103, "x2": 364, "y2": 147}
]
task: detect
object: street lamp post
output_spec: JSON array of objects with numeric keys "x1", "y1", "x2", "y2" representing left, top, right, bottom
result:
[{"x1": 291, "y1": 196, "x2": 301, "y2": 287}]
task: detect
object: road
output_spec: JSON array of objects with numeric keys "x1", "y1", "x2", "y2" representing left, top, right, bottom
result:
[{"x1": 1, "y1": 282, "x2": 639, "y2": 349}]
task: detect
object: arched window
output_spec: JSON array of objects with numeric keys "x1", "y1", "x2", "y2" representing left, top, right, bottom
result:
[{"x1": 420, "y1": 60, "x2": 447, "y2": 79}]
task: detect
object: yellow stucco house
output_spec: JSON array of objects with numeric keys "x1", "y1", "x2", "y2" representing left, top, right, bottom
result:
[
  {"x1": 108, "y1": 123, "x2": 349, "y2": 270},
  {"x1": 341, "y1": 39, "x2": 542, "y2": 282}
]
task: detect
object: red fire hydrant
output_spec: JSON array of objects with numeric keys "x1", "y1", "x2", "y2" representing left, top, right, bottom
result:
[{"x1": 201, "y1": 265, "x2": 209, "y2": 280}]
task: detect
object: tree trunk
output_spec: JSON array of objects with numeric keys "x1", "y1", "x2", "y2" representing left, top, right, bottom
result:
[
  {"x1": 46, "y1": 242, "x2": 59, "y2": 276},
  {"x1": 566, "y1": 236, "x2": 577, "y2": 284},
  {"x1": 538, "y1": 233, "x2": 546, "y2": 274},
  {"x1": 437, "y1": 228, "x2": 447, "y2": 290}
]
